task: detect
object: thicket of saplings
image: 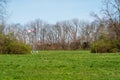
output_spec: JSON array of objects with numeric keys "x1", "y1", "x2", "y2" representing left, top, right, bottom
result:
[
  {"x1": 91, "y1": 36, "x2": 120, "y2": 53},
  {"x1": 0, "y1": 34, "x2": 31, "y2": 54}
]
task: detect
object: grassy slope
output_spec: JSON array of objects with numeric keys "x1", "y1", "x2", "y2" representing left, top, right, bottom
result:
[{"x1": 0, "y1": 51, "x2": 120, "y2": 80}]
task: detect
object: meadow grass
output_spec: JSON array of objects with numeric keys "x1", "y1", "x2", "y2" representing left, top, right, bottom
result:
[{"x1": 0, "y1": 51, "x2": 120, "y2": 80}]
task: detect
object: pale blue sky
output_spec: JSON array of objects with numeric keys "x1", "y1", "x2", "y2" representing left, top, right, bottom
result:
[{"x1": 7, "y1": 0, "x2": 103, "y2": 24}]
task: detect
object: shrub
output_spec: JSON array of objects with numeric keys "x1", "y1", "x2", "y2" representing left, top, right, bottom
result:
[
  {"x1": 0, "y1": 34, "x2": 31, "y2": 54},
  {"x1": 82, "y1": 42, "x2": 90, "y2": 50},
  {"x1": 8, "y1": 41, "x2": 31, "y2": 54},
  {"x1": 91, "y1": 39, "x2": 112, "y2": 53},
  {"x1": 0, "y1": 34, "x2": 10, "y2": 54},
  {"x1": 110, "y1": 48, "x2": 120, "y2": 53},
  {"x1": 91, "y1": 37, "x2": 120, "y2": 53},
  {"x1": 113, "y1": 39, "x2": 120, "y2": 50},
  {"x1": 70, "y1": 41, "x2": 81, "y2": 50}
]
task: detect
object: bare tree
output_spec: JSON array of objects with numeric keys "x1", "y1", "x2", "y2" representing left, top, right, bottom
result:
[
  {"x1": 0, "y1": 0, "x2": 7, "y2": 20},
  {"x1": 102, "y1": 0, "x2": 120, "y2": 39},
  {"x1": 0, "y1": 0, "x2": 7, "y2": 34}
]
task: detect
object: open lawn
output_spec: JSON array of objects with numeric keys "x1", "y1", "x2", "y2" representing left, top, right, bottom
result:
[{"x1": 0, "y1": 51, "x2": 120, "y2": 80}]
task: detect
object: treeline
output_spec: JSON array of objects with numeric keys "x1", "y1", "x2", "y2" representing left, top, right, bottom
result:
[
  {"x1": 0, "y1": 0, "x2": 120, "y2": 53},
  {"x1": 4, "y1": 16, "x2": 120, "y2": 51},
  {"x1": 5, "y1": 19, "x2": 98, "y2": 50}
]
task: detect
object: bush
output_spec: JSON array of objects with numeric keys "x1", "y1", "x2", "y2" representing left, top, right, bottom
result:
[
  {"x1": 82, "y1": 42, "x2": 90, "y2": 50},
  {"x1": 91, "y1": 37, "x2": 120, "y2": 53},
  {"x1": 91, "y1": 39, "x2": 112, "y2": 53},
  {"x1": 0, "y1": 34, "x2": 31, "y2": 54},
  {"x1": 70, "y1": 41, "x2": 81, "y2": 50},
  {"x1": 110, "y1": 48, "x2": 120, "y2": 53},
  {"x1": 113, "y1": 39, "x2": 120, "y2": 50},
  {"x1": 8, "y1": 41, "x2": 31, "y2": 54}
]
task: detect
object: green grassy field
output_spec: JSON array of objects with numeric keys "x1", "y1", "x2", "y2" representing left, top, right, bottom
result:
[{"x1": 0, "y1": 51, "x2": 120, "y2": 80}]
